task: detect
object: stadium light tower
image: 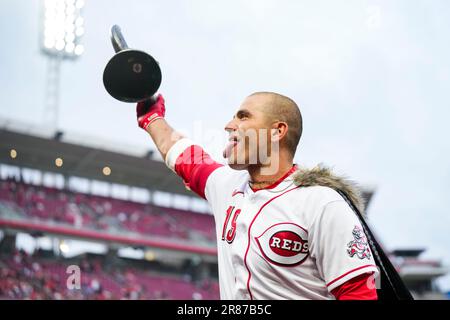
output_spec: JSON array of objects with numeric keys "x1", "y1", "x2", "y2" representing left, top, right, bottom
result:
[{"x1": 40, "y1": 0, "x2": 85, "y2": 133}]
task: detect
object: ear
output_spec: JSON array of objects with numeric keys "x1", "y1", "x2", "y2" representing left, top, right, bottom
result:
[{"x1": 271, "y1": 122, "x2": 288, "y2": 143}]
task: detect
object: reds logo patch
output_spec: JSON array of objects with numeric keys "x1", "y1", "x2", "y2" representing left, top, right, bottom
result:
[
  {"x1": 255, "y1": 223, "x2": 309, "y2": 267},
  {"x1": 347, "y1": 225, "x2": 371, "y2": 260}
]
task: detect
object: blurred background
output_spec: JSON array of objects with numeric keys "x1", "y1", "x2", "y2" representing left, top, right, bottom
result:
[{"x1": 0, "y1": 0, "x2": 449, "y2": 300}]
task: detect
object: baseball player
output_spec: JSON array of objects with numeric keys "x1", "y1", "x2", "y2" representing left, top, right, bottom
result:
[{"x1": 136, "y1": 92, "x2": 379, "y2": 300}]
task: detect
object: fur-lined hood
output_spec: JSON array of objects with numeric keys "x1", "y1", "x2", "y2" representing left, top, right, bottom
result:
[{"x1": 292, "y1": 164, "x2": 366, "y2": 216}]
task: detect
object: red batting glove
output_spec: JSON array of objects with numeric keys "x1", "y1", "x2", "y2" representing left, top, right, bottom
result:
[{"x1": 136, "y1": 94, "x2": 166, "y2": 130}]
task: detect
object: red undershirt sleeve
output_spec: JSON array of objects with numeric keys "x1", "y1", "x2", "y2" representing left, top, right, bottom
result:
[
  {"x1": 331, "y1": 272, "x2": 378, "y2": 300},
  {"x1": 165, "y1": 139, "x2": 223, "y2": 199}
]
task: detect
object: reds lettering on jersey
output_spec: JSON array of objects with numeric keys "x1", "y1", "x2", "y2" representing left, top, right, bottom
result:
[{"x1": 165, "y1": 139, "x2": 379, "y2": 300}]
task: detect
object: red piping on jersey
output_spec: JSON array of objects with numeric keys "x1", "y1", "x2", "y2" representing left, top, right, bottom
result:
[
  {"x1": 250, "y1": 165, "x2": 298, "y2": 192},
  {"x1": 255, "y1": 221, "x2": 308, "y2": 239},
  {"x1": 232, "y1": 190, "x2": 244, "y2": 197},
  {"x1": 243, "y1": 185, "x2": 302, "y2": 300},
  {"x1": 326, "y1": 264, "x2": 377, "y2": 288}
]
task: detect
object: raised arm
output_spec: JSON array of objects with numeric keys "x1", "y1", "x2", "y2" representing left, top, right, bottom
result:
[
  {"x1": 136, "y1": 94, "x2": 183, "y2": 160},
  {"x1": 136, "y1": 94, "x2": 223, "y2": 199}
]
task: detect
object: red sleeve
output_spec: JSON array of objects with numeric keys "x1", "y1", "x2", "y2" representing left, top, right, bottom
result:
[
  {"x1": 331, "y1": 273, "x2": 378, "y2": 300},
  {"x1": 174, "y1": 145, "x2": 223, "y2": 199}
]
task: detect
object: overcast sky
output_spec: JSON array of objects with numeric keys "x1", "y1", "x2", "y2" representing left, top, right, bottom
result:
[{"x1": 1, "y1": 0, "x2": 449, "y2": 291}]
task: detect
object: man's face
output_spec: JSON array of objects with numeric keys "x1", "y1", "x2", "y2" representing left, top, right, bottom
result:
[{"x1": 223, "y1": 95, "x2": 273, "y2": 170}]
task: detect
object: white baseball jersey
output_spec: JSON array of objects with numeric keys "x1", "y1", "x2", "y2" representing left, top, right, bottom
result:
[{"x1": 165, "y1": 138, "x2": 379, "y2": 300}]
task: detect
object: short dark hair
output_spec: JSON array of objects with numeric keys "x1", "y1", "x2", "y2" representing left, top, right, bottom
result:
[{"x1": 250, "y1": 92, "x2": 303, "y2": 156}]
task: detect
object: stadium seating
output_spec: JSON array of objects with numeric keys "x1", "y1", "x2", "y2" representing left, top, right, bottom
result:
[
  {"x1": 0, "y1": 179, "x2": 215, "y2": 243},
  {"x1": 0, "y1": 250, "x2": 220, "y2": 300}
]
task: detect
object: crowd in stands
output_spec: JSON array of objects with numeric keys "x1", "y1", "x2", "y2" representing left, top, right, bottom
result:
[
  {"x1": 0, "y1": 178, "x2": 215, "y2": 242},
  {"x1": 0, "y1": 250, "x2": 219, "y2": 300}
]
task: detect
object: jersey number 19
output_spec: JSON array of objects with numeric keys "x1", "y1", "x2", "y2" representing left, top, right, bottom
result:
[{"x1": 221, "y1": 206, "x2": 241, "y2": 243}]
